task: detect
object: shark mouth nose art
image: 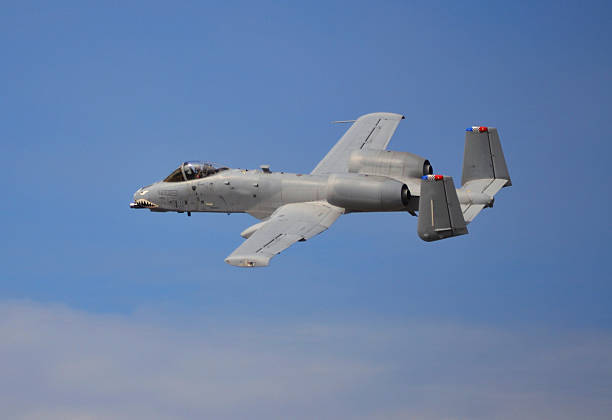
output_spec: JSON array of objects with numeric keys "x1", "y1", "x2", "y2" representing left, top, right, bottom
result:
[{"x1": 130, "y1": 198, "x2": 158, "y2": 209}]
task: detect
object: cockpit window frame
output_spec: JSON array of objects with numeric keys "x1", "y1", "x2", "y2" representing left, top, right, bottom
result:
[
  {"x1": 163, "y1": 167, "x2": 186, "y2": 183},
  {"x1": 162, "y1": 161, "x2": 228, "y2": 183}
]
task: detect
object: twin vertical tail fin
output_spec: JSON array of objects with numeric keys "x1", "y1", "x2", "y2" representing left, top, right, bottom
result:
[
  {"x1": 459, "y1": 127, "x2": 511, "y2": 223},
  {"x1": 416, "y1": 126, "x2": 511, "y2": 241},
  {"x1": 461, "y1": 127, "x2": 511, "y2": 187},
  {"x1": 417, "y1": 175, "x2": 468, "y2": 242}
]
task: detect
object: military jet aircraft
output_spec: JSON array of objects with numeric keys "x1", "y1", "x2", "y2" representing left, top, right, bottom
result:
[{"x1": 130, "y1": 112, "x2": 511, "y2": 267}]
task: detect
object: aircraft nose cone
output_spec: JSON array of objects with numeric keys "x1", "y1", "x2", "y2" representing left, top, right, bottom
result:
[{"x1": 130, "y1": 187, "x2": 158, "y2": 209}]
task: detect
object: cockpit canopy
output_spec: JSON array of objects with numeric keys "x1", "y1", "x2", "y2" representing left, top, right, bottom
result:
[{"x1": 163, "y1": 161, "x2": 228, "y2": 182}]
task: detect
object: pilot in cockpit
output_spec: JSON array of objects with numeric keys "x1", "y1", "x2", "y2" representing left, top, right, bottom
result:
[
  {"x1": 163, "y1": 161, "x2": 227, "y2": 182},
  {"x1": 183, "y1": 163, "x2": 200, "y2": 179}
]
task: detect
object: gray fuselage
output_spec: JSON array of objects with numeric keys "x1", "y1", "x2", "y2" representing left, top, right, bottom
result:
[
  {"x1": 134, "y1": 169, "x2": 329, "y2": 220},
  {"x1": 132, "y1": 168, "x2": 420, "y2": 220}
]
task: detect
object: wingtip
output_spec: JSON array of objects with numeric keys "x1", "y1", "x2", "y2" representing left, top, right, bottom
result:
[
  {"x1": 224, "y1": 255, "x2": 271, "y2": 268},
  {"x1": 356, "y1": 112, "x2": 405, "y2": 121}
]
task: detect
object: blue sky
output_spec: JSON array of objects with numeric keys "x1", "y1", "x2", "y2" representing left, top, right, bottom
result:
[{"x1": 1, "y1": 1, "x2": 611, "y2": 418}]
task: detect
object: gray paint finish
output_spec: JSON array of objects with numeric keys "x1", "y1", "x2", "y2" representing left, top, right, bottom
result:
[
  {"x1": 459, "y1": 127, "x2": 512, "y2": 223},
  {"x1": 461, "y1": 128, "x2": 512, "y2": 186},
  {"x1": 311, "y1": 112, "x2": 404, "y2": 175},
  {"x1": 417, "y1": 176, "x2": 468, "y2": 242},
  {"x1": 130, "y1": 113, "x2": 512, "y2": 267}
]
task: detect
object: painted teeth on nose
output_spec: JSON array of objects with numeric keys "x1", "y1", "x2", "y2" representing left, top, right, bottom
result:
[{"x1": 135, "y1": 198, "x2": 157, "y2": 208}]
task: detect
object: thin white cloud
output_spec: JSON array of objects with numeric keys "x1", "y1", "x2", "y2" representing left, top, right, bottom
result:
[{"x1": 1, "y1": 301, "x2": 611, "y2": 420}]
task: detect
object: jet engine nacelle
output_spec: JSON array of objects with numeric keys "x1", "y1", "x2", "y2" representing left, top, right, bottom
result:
[
  {"x1": 348, "y1": 150, "x2": 433, "y2": 179},
  {"x1": 326, "y1": 174, "x2": 409, "y2": 211}
]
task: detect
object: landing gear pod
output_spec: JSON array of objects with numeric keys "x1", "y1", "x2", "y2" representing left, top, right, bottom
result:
[{"x1": 417, "y1": 175, "x2": 468, "y2": 241}]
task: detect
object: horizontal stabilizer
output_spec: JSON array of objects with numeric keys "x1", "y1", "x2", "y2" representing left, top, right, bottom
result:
[{"x1": 418, "y1": 176, "x2": 468, "y2": 242}]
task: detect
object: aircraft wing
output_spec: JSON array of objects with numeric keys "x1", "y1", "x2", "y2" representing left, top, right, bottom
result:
[
  {"x1": 311, "y1": 112, "x2": 405, "y2": 175},
  {"x1": 225, "y1": 201, "x2": 344, "y2": 267}
]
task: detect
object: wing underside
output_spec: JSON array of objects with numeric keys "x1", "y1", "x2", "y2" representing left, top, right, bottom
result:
[
  {"x1": 311, "y1": 112, "x2": 404, "y2": 175},
  {"x1": 225, "y1": 201, "x2": 344, "y2": 267}
]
